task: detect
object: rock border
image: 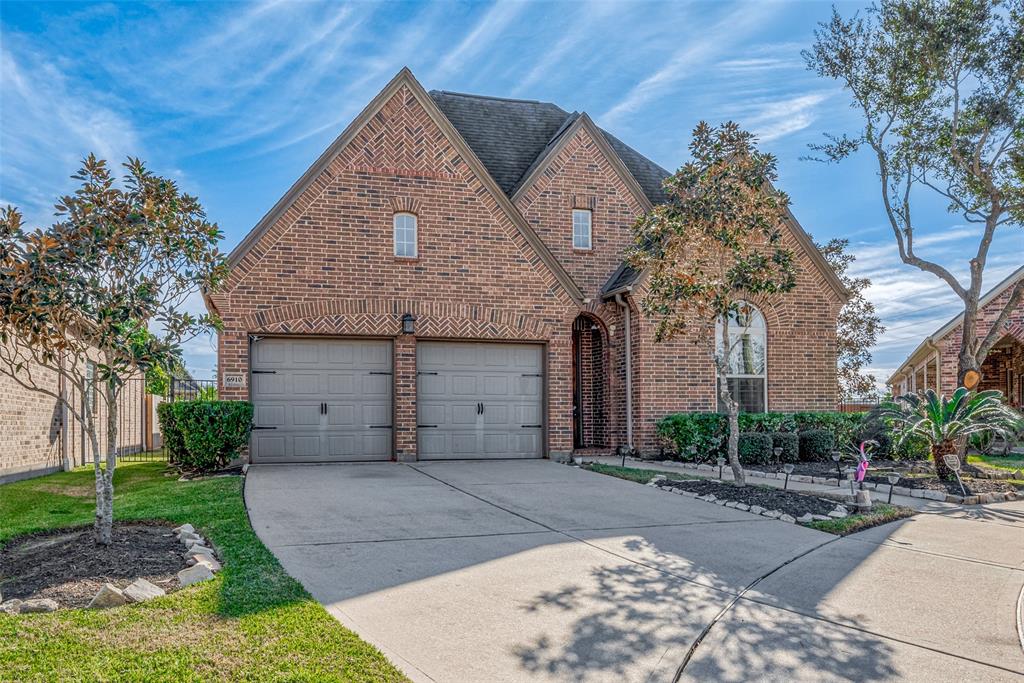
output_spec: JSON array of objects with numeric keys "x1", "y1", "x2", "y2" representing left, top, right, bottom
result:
[
  {"x1": 646, "y1": 475, "x2": 847, "y2": 525},
  {"x1": 672, "y1": 463, "x2": 1018, "y2": 506}
]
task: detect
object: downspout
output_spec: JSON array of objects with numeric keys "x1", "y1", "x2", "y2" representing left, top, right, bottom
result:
[{"x1": 614, "y1": 293, "x2": 633, "y2": 450}]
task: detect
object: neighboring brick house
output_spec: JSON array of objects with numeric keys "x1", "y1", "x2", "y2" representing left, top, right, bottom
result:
[
  {"x1": 0, "y1": 344, "x2": 151, "y2": 483},
  {"x1": 208, "y1": 68, "x2": 846, "y2": 463},
  {"x1": 888, "y1": 266, "x2": 1024, "y2": 408}
]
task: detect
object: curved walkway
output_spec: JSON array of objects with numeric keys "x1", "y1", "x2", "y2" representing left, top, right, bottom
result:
[{"x1": 245, "y1": 460, "x2": 1024, "y2": 682}]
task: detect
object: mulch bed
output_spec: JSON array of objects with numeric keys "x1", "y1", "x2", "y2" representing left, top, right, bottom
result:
[
  {"x1": 659, "y1": 479, "x2": 839, "y2": 517},
  {"x1": 0, "y1": 522, "x2": 185, "y2": 608},
  {"x1": 785, "y1": 460, "x2": 1022, "y2": 495}
]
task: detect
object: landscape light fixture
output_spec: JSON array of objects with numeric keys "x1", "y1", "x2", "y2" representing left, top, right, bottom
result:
[
  {"x1": 831, "y1": 451, "x2": 843, "y2": 482},
  {"x1": 716, "y1": 456, "x2": 725, "y2": 480},
  {"x1": 688, "y1": 445, "x2": 698, "y2": 460},
  {"x1": 782, "y1": 463, "x2": 795, "y2": 490},
  {"x1": 845, "y1": 468, "x2": 858, "y2": 495},
  {"x1": 401, "y1": 313, "x2": 416, "y2": 335},
  {"x1": 886, "y1": 472, "x2": 900, "y2": 504}
]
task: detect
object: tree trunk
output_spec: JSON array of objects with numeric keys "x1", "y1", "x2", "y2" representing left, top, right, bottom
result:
[
  {"x1": 716, "y1": 348, "x2": 745, "y2": 486},
  {"x1": 957, "y1": 289, "x2": 982, "y2": 389},
  {"x1": 931, "y1": 440, "x2": 959, "y2": 481},
  {"x1": 95, "y1": 379, "x2": 119, "y2": 546}
]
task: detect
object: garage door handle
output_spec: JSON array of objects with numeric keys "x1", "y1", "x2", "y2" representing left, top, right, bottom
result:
[
  {"x1": 521, "y1": 424, "x2": 542, "y2": 428},
  {"x1": 252, "y1": 426, "x2": 277, "y2": 430},
  {"x1": 521, "y1": 373, "x2": 542, "y2": 377},
  {"x1": 417, "y1": 371, "x2": 438, "y2": 376},
  {"x1": 252, "y1": 370, "x2": 276, "y2": 374},
  {"x1": 368, "y1": 425, "x2": 392, "y2": 429},
  {"x1": 417, "y1": 425, "x2": 438, "y2": 428}
]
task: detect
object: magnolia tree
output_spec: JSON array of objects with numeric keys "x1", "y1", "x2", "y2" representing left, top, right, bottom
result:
[
  {"x1": 629, "y1": 122, "x2": 797, "y2": 486},
  {"x1": 0, "y1": 156, "x2": 226, "y2": 544},
  {"x1": 805, "y1": 0, "x2": 1024, "y2": 388}
]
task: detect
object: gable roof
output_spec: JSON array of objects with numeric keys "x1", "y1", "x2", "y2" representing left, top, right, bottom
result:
[
  {"x1": 220, "y1": 68, "x2": 583, "y2": 306},
  {"x1": 429, "y1": 90, "x2": 670, "y2": 205},
  {"x1": 887, "y1": 264, "x2": 1024, "y2": 384}
]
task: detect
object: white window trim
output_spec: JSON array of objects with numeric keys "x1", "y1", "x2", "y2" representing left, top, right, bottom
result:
[
  {"x1": 393, "y1": 212, "x2": 417, "y2": 258},
  {"x1": 716, "y1": 302, "x2": 768, "y2": 412},
  {"x1": 572, "y1": 209, "x2": 592, "y2": 250}
]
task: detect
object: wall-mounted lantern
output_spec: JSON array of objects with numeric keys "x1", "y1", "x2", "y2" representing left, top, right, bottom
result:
[{"x1": 401, "y1": 313, "x2": 416, "y2": 335}]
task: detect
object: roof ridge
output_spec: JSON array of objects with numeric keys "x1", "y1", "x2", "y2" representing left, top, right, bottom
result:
[{"x1": 429, "y1": 89, "x2": 562, "y2": 108}]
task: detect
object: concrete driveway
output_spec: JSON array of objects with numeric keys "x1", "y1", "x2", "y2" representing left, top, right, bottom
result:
[{"x1": 245, "y1": 460, "x2": 1024, "y2": 682}]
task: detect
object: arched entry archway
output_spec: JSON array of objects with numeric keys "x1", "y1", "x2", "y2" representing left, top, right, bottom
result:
[{"x1": 572, "y1": 313, "x2": 609, "y2": 449}]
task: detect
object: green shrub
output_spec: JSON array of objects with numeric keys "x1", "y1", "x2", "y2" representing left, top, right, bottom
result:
[
  {"x1": 799, "y1": 429, "x2": 835, "y2": 462},
  {"x1": 771, "y1": 431, "x2": 800, "y2": 463},
  {"x1": 655, "y1": 413, "x2": 726, "y2": 462},
  {"x1": 738, "y1": 431, "x2": 774, "y2": 465},
  {"x1": 164, "y1": 400, "x2": 253, "y2": 472},
  {"x1": 739, "y1": 412, "x2": 797, "y2": 433},
  {"x1": 793, "y1": 411, "x2": 865, "y2": 449},
  {"x1": 156, "y1": 401, "x2": 185, "y2": 463}
]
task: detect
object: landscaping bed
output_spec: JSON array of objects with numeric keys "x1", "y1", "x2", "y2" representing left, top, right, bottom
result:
[
  {"x1": 783, "y1": 459, "x2": 1024, "y2": 495},
  {"x1": 0, "y1": 522, "x2": 183, "y2": 609},
  {"x1": 0, "y1": 461, "x2": 407, "y2": 682},
  {"x1": 658, "y1": 478, "x2": 838, "y2": 518}
]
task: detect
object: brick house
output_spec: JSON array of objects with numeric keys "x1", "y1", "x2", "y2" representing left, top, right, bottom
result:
[
  {"x1": 208, "y1": 68, "x2": 846, "y2": 463},
  {"x1": 0, "y1": 347, "x2": 150, "y2": 483},
  {"x1": 888, "y1": 266, "x2": 1024, "y2": 408}
]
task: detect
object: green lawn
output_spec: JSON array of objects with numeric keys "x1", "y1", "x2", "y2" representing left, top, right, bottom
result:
[
  {"x1": 968, "y1": 452, "x2": 1024, "y2": 473},
  {"x1": 0, "y1": 462, "x2": 407, "y2": 682},
  {"x1": 582, "y1": 462, "x2": 699, "y2": 484}
]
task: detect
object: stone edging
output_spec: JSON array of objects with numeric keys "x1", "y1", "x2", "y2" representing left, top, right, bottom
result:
[
  {"x1": 675, "y1": 463, "x2": 1019, "y2": 506},
  {"x1": 645, "y1": 476, "x2": 849, "y2": 525}
]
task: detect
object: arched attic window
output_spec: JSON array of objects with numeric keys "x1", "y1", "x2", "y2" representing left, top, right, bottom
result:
[
  {"x1": 393, "y1": 213, "x2": 417, "y2": 258},
  {"x1": 716, "y1": 302, "x2": 767, "y2": 413}
]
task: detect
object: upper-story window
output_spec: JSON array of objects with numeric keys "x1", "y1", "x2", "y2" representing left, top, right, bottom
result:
[
  {"x1": 572, "y1": 209, "x2": 592, "y2": 250},
  {"x1": 393, "y1": 213, "x2": 417, "y2": 258},
  {"x1": 716, "y1": 302, "x2": 767, "y2": 413}
]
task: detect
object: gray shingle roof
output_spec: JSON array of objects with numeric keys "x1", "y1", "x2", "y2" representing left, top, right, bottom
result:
[{"x1": 429, "y1": 90, "x2": 670, "y2": 205}]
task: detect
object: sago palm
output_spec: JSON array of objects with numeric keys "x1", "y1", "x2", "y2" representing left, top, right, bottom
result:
[{"x1": 877, "y1": 388, "x2": 1020, "y2": 480}]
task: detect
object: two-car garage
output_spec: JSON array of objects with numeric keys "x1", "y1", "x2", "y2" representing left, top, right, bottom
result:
[{"x1": 249, "y1": 337, "x2": 544, "y2": 463}]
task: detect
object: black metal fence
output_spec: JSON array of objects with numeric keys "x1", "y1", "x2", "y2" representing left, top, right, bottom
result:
[{"x1": 83, "y1": 377, "x2": 218, "y2": 464}]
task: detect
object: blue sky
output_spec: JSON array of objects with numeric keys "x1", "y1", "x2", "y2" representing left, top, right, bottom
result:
[{"x1": 1, "y1": 0, "x2": 1020, "y2": 385}]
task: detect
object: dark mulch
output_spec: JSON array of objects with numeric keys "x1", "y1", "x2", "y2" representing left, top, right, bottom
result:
[
  {"x1": 0, "y1": 521, "x2": 185, "y2": 608},
  {"x1": 782, "y1": 460, "x2": 1022, "y2": 495},
  {"x1": 659, "y1": 479, "x2": 839, "y2": 517}
]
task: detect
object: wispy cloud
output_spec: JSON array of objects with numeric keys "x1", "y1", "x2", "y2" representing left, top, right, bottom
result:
[
  {"x1": 430, "y1": 1, "x2": 526, "y2": 82},
  {"x1": 743, "y1": 92, "x2": 830, "y2": 141},
  {"x1": 600, "y1": 3, "x2": 772, "y2": 127},
  {"x1": 0, "y1": 44, "x2": 142, "y2": 226}
]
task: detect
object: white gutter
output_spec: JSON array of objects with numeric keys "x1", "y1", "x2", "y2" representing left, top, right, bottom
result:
[{"x1": 614, "y1": 292, "x2": 633, "y2": 449}]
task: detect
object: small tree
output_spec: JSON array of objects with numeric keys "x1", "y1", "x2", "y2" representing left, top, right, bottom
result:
[
  {"x1": 0, "y1": 156, "x2": 226, "y2": 544},
  {"x1": 629, "y1": 122, "x2": 797, "y2": 486},
  {"x1": 813, "y1": 237, "x2": 885, "y2": 399},
  {"x1": 805, "y1": 0, "x2": 1024, "y2": 388}
]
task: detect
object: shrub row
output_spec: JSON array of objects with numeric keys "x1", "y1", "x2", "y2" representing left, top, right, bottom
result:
[
  {"x1": 158, "y1": 400, "x2": 253, "y2": 472},
  {"x1": 655, "y1": 411, "x2": 919, "y2": 464}
]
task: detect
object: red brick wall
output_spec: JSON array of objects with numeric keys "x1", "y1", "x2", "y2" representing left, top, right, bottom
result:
[
  {"x1": 214, "y1": 85, "x2": 579, "y2": 459},
  {"x1": 630, "y1": 228, "x2": 843, "y2": 451},
  {"x1": 934, "y1": 279, "x2": 1024, "y2": 401}
]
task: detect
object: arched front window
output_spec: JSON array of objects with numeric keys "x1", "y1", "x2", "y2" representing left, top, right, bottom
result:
[
  {"x1": 717, "y1": 302, "x2": 767, "y2": 412},
  {"x1": 393, "y1": 213, "x2": 417, "y2": 258}
]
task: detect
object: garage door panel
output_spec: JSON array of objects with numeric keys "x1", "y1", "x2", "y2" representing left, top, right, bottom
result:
[
  {"x1": 327, "y1": 373, "x2": 356, "y2": 395},
  {"x1": 251, "y1": 338, "x2": 392, "y2": 463},
  {"x1": 292, "y1": 404, "x2": 322, "y2": 425},
  {"x1": 417, "y1": 341, "x2": 543, "y2": 460}
]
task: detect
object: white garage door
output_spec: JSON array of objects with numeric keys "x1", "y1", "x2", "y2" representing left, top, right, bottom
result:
[
  {"x1": 250, "y1": 338, "x2": 392, "y2": 462},
  {"x1": 417, "y1": 341, "x2": 544, "y2": 459}
]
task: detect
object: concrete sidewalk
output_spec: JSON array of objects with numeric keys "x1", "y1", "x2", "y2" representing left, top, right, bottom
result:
[{"x1": 246, "y1": 460, "x2": 1024, "y2": 681}]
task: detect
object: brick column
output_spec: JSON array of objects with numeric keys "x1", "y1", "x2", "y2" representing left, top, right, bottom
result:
[{"x1": 393, "y1": 334, "x2": 417, "y2": 461}]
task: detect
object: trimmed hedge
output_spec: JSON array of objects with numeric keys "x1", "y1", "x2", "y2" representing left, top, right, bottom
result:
[
  {"x1": 157, "y1": 400, "x2": 253, "y2": 472},
  {"x1": 738, "y1": 432, "x2": 774, "y2": 465},
  {"x1": 799, "y1": 429, "x2": 835, "y2": 462},
  {"x1": 656, "y1": 410, "x2": 866, "y2": 464}
]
